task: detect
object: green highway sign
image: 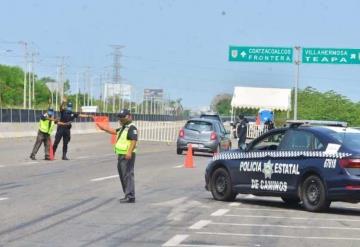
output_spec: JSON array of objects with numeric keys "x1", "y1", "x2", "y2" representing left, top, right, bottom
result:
[
  {"x1": 302, "y1": 48, "x2": 360, "y2": 64},
  {"x1": 229, "y1": 46, "x2": 293, "y2": 63}
]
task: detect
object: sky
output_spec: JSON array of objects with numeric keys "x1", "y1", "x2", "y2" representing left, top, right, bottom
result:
[{"x1": 0, "y1": 0, "x2": 360, "y2": 109}]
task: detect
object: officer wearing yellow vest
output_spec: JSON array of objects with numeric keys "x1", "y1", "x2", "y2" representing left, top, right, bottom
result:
[
  {"x1": 97, "y1": 109, "x2": 138, "y2": 203},
  {"x1": 30, "y1": 108, "x2": 56, "y2": 160}
]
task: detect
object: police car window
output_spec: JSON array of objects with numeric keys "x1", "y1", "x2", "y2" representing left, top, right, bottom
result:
[
  {"x1": 279, "y1": 130, "x2": 324, "y2": 151},
  {"x1": 185, "y1": 121, "x2": 213, "y2": 132},
  {"x1": 250, "y1": 132, "x2": 285, "y2": 151}
]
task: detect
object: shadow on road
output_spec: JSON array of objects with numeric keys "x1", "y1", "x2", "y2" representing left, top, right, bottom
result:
[{"x1": 234, "y1": 197, "x2": 360, "y2": 216}]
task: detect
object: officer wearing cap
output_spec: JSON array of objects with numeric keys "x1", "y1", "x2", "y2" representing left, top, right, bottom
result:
[
  {"x1": 237, "y1": 114, "x2": 248, "y2": 150},
  {"x1": 97, "y1": 109, "x2": 138, "y2": 203},
  {"x1": 30, "y1": 108, "x2": 56, "y2": 160},
  {"x1": 53, "y1": 97, "x2": 90, "y2": 160}
]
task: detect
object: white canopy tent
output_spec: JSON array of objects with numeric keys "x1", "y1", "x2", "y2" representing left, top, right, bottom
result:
[
  {"x1": 230, "y1": 86, "x2": 292, "y2": 123},
  {"x1": 231, "y1": 86, "x2": 292, "y2": 111}
]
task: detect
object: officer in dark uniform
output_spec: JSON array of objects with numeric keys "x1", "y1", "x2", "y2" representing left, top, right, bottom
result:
[
  {"x1": 30, "y1": 108, "x2": 56, "y2": 160},
  {"x1": 237, "y1": 114, "x2": 248, "y2": 150},
  {"x1": 53, "y1": 99, "x2": 90, "y2": 160},
  {"x1": 96, "y1": 109, "x2": 138, "y2": 203}
]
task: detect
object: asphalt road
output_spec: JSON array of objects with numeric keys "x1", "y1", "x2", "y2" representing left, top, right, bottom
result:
[{"x1": 1, "y1": 134, "x2": 360, "y2": 247}]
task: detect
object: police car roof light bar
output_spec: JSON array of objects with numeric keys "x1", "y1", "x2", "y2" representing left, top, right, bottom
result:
[{"x1": 286, "y1": 120, "x2": 348, "y2": 128}]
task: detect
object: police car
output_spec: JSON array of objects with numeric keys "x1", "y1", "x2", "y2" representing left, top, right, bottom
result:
[{"x1": 205, "y1": 120, "x2": 360, "y2": 212}]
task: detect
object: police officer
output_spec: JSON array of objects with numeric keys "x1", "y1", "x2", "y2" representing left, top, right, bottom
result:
[
  {"x1": 53, "y1": 98, "x2": 90, "y2": 160},
  {"x1": 97, "y1": 109, "x2": 138, "y2": 203},
  {"x1": 30, "y1": 108, "x2": 56, "y2": 160},
  {"x1": 237, "y1": 114, "x2": 248, "y2": 150}
]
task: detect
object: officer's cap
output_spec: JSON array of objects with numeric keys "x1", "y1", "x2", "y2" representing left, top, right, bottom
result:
[{"x1": 117, "y1": 109, "x2": 131, "y2": 118}]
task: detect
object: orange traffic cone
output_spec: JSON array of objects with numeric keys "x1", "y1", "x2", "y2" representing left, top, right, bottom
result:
[
  {"x1": 184, "y1": 144, "x2": 195, "y2": 168},
  {"x1": 49, "y1": 139, "x2": 54, "y2": 160}
]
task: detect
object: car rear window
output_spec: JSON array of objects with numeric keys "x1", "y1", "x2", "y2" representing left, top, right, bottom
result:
[
  {"x1": 185, "y1": 121, "x2": 213, "y2": 132},
  {"x1": 331, "y1": 133, "x2": 360, "y2": 150},
  {"x1": 200, "y1": 115, "x2": 221, "y2": 122}
]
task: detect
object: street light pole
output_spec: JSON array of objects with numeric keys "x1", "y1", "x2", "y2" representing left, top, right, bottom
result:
[{"x1": 294, "y1": 46, "x2": 301, "y2": 120}]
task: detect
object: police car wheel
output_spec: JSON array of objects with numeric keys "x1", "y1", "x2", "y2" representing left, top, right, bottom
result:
[
  {"x1": 301, "y1": 175, "x2": 330, "y2": 212},
  {"x1": 211, "y1": 168, "x2": 236, "y2": 201},
  {"x1": 176, "y1": 148, "x2": 183, "y2": 155}
]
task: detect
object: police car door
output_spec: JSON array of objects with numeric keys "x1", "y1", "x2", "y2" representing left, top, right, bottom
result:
[
  {"x1": 277, "y1": 129, "x2": 325, "y2": 195},
  {"x1": 238, "y1": 130, "x2": 287, "y2": 194}
]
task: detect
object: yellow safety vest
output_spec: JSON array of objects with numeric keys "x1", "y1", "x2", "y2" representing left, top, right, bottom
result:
[
  {"x1": 114, "y1": 123, "x2": 137, "y2": 155},
  {"x1": 39, "y1": 119, "x2": 55, "y2": 134}
]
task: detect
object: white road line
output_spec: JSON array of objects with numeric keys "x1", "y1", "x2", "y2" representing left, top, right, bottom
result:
[
  {"x1": 189, "y1": 220, "x2": 212, "y2": 230},
  {"x1": 173, "y1": 165, "x2": 183, "y2": 168},
  {"x1": 77, "y1": 156, "x2": 91, "y2": 159},
  {"x1": 211, "y1": 209, "x2": 229, "y2": 217},
  {"x1": 177, "y1": 244, "x2": 245, "y2": 247},
  {"x1": 231, "y1": 207, "x2": 291, "y2": 212},
  {"x1": 229, "y1": 202, "x2": 241, "y2": 207},
  {"x1": 0, "y1": 165, "x2": 5, "y2": 168},
  {"x1": 23, "y1": 161, "x2": 39, "y2": 165},
  {"x1": 211, "y1": 222, "x2": 360, "y2": 231},
  {"x1": 225, "y1": 214, "x2": 360, "y2": 222},
  {"x1": 163, "y1": 234, "x2": 189, "y2": 246},
  {"x1": 91, "y1": 175, "x2": 119, "y2": 182},
  {"x1": 0, "y1": 197, "x2": 9, "y2": 201},
  {"x1": 196, "y1": 231, "x2": 360, "y2": 241}
]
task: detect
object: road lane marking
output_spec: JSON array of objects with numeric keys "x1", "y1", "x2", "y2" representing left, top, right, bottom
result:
[
  {"x1": 0, "y1": 197, "x2": 9, "y2": 201},
  {"x1": 211, "y1": 209, "x2": 229, "y2": 216},
  {"x1": 91, "y1": 175, "x2": 119, "y2": 182},
  {"x1": 229, "y1": 202, "x2": 241, "y2": 207},
  {"x1": 0, "y1": 165, "x2": 5, "y2": 168},
  {"x1": 231, "y1": 207, "x2": 293, "y2": 212},
  {"x1": 163, "y1": 234, "x2": 189, "y2": 246},
  {"x1": 173, "y1": 165, "x2": 183, "y2": 168},
  {"x1": 196, "y1": 231, "x2": 360, "y2": 241},
  {"x1": 189, "y1": 220, "x2": 212, "y2": 230},
  {"x1": 175, "y1": 244, "x2": 245, "y2": 247},
  {"x1": 225, "y1": 214, "x2": 360, "y2": 222},
  {"x1": 77, "y1": 156, "x2": 91, "y2": 159},
  {"x1": 210, "y1": 222, "x2": 360, "y2": 231}
]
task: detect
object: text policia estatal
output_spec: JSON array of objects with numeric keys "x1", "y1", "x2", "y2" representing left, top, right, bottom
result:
[
  {"x1": 240, "y1": 160, "x2": 300, "y2": 192},
  {"x1": 239, "y1": 160, "x2": 300, "y2": 175}
]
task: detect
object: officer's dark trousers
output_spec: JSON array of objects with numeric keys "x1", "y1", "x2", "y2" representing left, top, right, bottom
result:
[
  {"x1": 53, "y1": 127, "x2": 71, "y2": 157},
  {"x1": 117, "y1": 154, "x2": 136, "y2": 199},
  {"x1": 30, "y1": 131, "x2": 50, "y2": 159}
]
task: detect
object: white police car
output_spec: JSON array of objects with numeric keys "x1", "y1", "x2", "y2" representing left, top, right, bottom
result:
[{"x1": 205, "y1": 120, "x2": 360, "y2": 212}]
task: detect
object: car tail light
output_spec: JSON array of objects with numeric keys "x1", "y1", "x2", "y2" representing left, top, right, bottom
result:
[
  {"x1": 210, "y1": 132, "x2": 217, "y2": 140},
  {"x1": 179, "y1": 129, "x2": 185, "y2": 138},
  {"x1": 340, "y1": 158, "x2": 360, "y2": 168},
  {"x1": 345, "y1": 185, "x2": 360, "y2": 190}
]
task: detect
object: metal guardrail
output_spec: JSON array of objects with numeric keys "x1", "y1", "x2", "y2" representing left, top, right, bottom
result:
[
  {"x1": 135, "y1": 121, "x2": 186, "y2": 142},
  {"x1": 0, "y1": 108, "x2": 185, "y2": 123}
]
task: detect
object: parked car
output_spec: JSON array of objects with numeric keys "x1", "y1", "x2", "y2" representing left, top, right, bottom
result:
[
  {"x1": 205, "y1": 120, "x2": 360, "y2": 212},
  {"x1": 177, "y1": 118, "x2": 231, "y2": 155},
  {"x1": 200, "y1": 112, "x2": 222, "y2": 122}
]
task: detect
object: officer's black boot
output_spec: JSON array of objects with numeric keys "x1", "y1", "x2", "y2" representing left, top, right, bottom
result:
[
  {"x1": 62, "y1": 153, "x2": 69, "y2": 160},
  {"x1": 30, "y1": 154, "x2": 36, "y2": 160}
]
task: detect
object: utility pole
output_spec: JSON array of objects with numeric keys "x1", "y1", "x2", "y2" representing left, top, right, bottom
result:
[
  {"x1": 76, "y1": 72, "x2": 79, "y2": 112},
  {"x1": 28, "y1": 60, "x2": 32, "y2": 109},
  {"x1": 110, "y1": 45, "x2": 124, "y2": 112},
  {"x1": 56, "y1": 67, "x2": 59, "y2": 111},
  {"x1": 59, "y1": 56, "x2": 65, "y2": 102},
  {"x1": 294, "y1": 46, "x2": 301, "y2": 120},
  {"x1": 20, "y1": 41, "x2": 28, "y2": 109}
]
